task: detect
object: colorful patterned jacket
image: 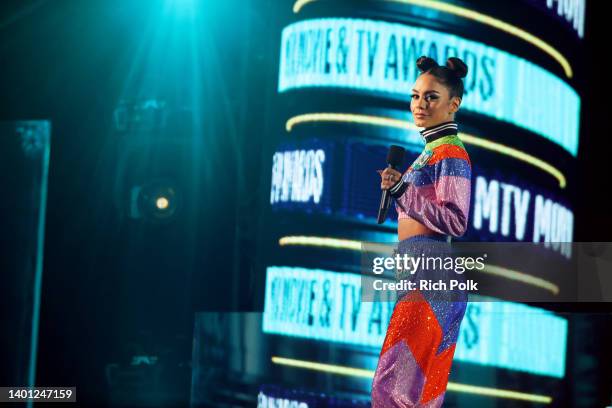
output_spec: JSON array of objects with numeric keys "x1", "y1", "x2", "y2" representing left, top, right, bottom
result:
[{"x1": 389, "y1": 121, "x2": 472, "y2": 237}]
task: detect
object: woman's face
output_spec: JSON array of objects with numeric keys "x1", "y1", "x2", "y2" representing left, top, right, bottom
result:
[{"x1": 410, "y1": 73, "x2": 461, "y2": 128}]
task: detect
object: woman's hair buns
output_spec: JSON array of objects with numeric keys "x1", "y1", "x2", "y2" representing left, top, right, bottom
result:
[
  {"x1": 445, "y1": 57, "x2": 468, "y2": 79},
  {"x1": 415, "y1": 56, "x2": 438, "y2": 72},
  {"x1": 416, "y1": 56, "x2": 468, "y2": 79}
]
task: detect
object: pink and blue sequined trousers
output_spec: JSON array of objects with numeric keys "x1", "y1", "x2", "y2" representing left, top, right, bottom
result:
[{"x1": 371, "y1": 234, "x2": 467, "y2": 407}]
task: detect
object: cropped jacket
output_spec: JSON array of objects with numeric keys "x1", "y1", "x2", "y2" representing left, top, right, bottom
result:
[{"x1": 389, "y1": 121, "x2": 472, "y2": 237}]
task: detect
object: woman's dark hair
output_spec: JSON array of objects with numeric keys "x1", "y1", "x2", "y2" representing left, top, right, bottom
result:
[{"x1": 416, "y1": 56, "x2": 468, "y2": 100}]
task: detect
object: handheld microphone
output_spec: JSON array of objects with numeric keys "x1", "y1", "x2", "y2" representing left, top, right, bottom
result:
[{"x1": 377, "y1": 145, "x2": 405, "y2": 224}]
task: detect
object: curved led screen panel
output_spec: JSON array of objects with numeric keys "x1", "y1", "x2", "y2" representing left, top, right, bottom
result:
[
  {"x1": 263, "y1": 266, "x2": 567, "y2": 378},
  {"x1": 278, "y1": 18, "x2": 581, "y2": 156},
  {"x1": 270, "y1": 137, "x2": 574, "y2": 247}
]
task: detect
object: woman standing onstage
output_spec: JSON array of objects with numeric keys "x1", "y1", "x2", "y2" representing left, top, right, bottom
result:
[{"x1": 371, "y1": 56, "x2": 472, "y2": 407}]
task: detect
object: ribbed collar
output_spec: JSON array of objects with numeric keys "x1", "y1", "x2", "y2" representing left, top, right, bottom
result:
[{"x1": 420, "y1": 120, "x2": 458, "y2": 143}]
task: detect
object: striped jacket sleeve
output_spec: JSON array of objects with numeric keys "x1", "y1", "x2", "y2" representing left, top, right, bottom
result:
[{"x1": 394, "y1": 144, "x2": 472, "y2": 237}]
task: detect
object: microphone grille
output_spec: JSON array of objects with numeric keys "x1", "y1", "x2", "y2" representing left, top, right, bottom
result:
[{"x1": 387, "y1": 145, "x2": 405, "y2": 167}]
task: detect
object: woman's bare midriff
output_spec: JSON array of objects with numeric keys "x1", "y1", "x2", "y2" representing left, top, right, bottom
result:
[{"x1": 398, "y1": 217, "x2": 441, "y2": 241}]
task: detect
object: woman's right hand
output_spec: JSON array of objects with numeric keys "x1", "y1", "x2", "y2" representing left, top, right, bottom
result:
[{"x1": 377, "y1": 168, "x2": 403, "y2": 190}]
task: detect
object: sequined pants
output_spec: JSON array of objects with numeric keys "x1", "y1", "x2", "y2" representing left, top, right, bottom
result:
[{"x1": 371, "y1": 234, "x2": 467, "y2": 408}]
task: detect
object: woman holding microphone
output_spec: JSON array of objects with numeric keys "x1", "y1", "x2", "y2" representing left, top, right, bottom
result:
[{"x1": 371, "y1": 55, "x2": 472, "y2": 408}]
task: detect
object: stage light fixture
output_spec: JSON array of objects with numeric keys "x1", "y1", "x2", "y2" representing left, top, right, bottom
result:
[{"x1": 129, "y1": 179, "x2": 181, "y2": 222}]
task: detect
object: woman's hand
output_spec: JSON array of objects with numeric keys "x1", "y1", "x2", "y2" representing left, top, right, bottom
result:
[{"x1": 377, "y1": 168, "x2": 403, "y2": 190}]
